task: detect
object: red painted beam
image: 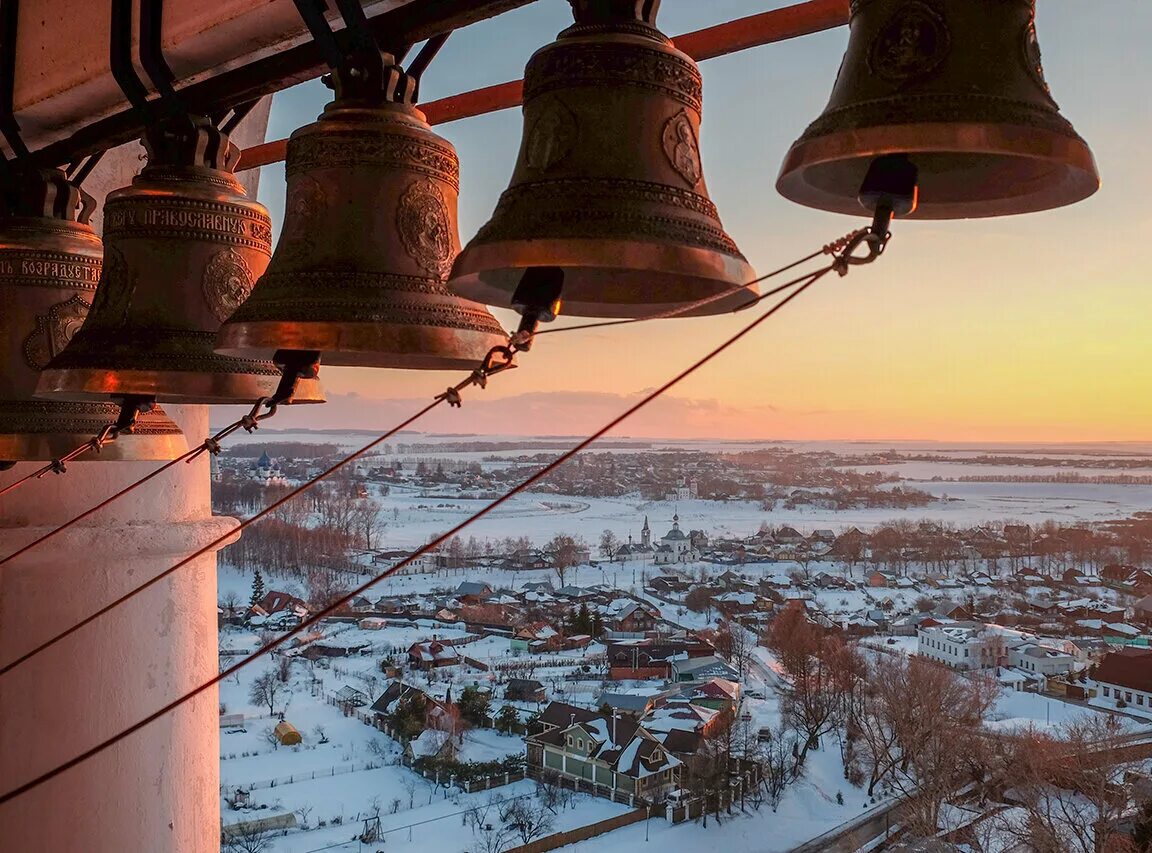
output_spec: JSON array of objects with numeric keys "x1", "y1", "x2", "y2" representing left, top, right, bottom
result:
[{"x1": 237, "y1": 0, "x2": 849, "y2": 172}]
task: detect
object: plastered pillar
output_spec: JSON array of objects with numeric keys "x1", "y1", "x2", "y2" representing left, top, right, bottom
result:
[
  {"x1": 0, "y1": 100, "x2": 270, "y2": 852},
  {"x1": 0, "y1": 405, "x2": 234, "y2": 852}
]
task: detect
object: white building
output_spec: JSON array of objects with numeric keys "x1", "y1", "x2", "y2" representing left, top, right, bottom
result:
[
  {"x1": 918, "y1": 624, "x2": 1008, "y2": 672},
  {"x1": 1007, "y1": 641, "x2": 1076, "y2": 678},
  {"x1": 653, "y1": 514, "x2": 696, "y2": 565},
  {"x1": 918, "y1": 623, "x2": 1075, "y2": 683}
]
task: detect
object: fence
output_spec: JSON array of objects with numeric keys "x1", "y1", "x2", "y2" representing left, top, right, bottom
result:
[
  {"x1": 228, "y1": 761, "x2": 383, "y2": 792},
  {"x1": 503, "y1": 808, "x2": 648, "y2": 853},
  {"x1": 524, "y1": 766, "x2": 644, "y2": 808},
  {"x1": 397, "y1": 753, "x2": 526, "y2": 793}
]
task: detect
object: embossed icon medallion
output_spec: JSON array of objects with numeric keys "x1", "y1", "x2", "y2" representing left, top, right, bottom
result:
[
  {"x1": 869, "y1": 1, "x2": 950, "y2": 84},
  {"x1": 662, "y1": 110, "x2": 703, "y2": 188},
  {"x1": 524, "y1": 98, "x2": 578, "y2": 171},
  {"x1": 23, "y1": 294, "x2": 92, "y2": 370},
  {"x1": 203, "y1": 247, "x2": 255, "y2": 323},
  {"x1": 284, "y1": 176, "x2": 328, "y2": 241},
  {"x1": 397, "y1": 180, "x2": 455, "y2": 278},
  {"x1": 87, "y1": 245, "x2": 135, "y2": 329}
]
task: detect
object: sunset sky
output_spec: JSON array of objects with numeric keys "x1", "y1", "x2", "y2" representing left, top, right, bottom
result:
[{"x1": 252, "y1": 0, "x2": 1152, "y2": 442}]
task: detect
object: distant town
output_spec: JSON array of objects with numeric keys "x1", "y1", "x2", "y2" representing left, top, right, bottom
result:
[{"x1": 211, "y1": 437, "x2": 1152, "y2": 853}]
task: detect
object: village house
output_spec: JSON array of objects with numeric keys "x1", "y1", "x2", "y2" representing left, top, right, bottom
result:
[
  {"x1": 504, "y1": 678, "x2": 547, "y2": 703},
  {"x1": 526, "y1": 702, "x2": 681, "y2": 802},
  {"x1": 454, "y1": 581, "x2": 494, "y2": 603},
  {"x1": 407, "y1": 640, "x2": 460, "y2": 670},
  {"x1": 510, "y1": 622, "x2": 561, "y2": 654},
  {"x1": 606, "y1": 638, "x2": 713, "y2": 680},
  {"x1": 247, "y1": 591, "x2": 310, "y2": 626},
  {"x1": 613, "y1": 601, "x2": 661, "y2": 633},
  {"x1": 1094, "y1": 648, "x2": 1152, "y2": 712},
  {"x1": 868, "y1": 570, "x2": 899, "y2": 589}
]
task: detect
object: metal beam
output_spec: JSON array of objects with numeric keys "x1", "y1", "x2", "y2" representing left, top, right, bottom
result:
[
  {"x1": 24, "y1": 0, "x2": 536, "y2": 168},
  {"x1": 237, "y1": 0, "x2": 851, "y2": 172}
]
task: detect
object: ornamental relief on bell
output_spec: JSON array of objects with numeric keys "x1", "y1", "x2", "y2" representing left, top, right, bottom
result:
[
  {"x1": 396, "y1": 179, "x2": 455, "y2": 278},
  {"x1": 524, "y1": 98, "x2": 578, "y2": 172},
  {"x1": 662, "y1": 110, "x2": 703, "y2": 188},
  {"x1": 23, "y1": 294, "x2": 92, "y2": 370},
  {"x1": 87, "y1": 245, "x2": 135, "y2": 329},
  {"x1": 203, "y1": 248, "x2": 256, "y2": 323},
  {"x1": 868, "y1": 1, "x2": 951, "y2": 84}
]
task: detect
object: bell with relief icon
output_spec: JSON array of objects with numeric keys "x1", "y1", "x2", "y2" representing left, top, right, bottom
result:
[
  {"x1": 36, "y1": 117, "x2": 323, "y2": 405},
  {"x1": 216, "y1": 59, "x2": 508, "y2": 369},
  {"x1": 777, "y1": 0, "x2": 1099, "y2": 219},
  {"x1": 0, "y1": 169, "x2": 186, "y2": 462},
  {"x1": 447, "y1": 0, "x2": 755, "y2": 319}
]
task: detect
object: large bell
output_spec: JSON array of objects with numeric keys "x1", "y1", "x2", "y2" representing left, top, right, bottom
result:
[
  {"x1": 216, "y1": 67, "x2": 508, "y2": 369},
  {"x1": 0, "y1": 170, "x2": 186, "y2": 462},
  {"x1": 36, "y1": 118, "x2": 324, "y2": 405},
  {"x1": 447, "y1": 0, "x2": 755, "y2": 319},
  {"x1": 777, "y1": 0, "x2": 1099, "y2": 219}
]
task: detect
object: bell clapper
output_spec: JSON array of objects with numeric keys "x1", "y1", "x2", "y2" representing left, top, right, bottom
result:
[
  {"x1": 833, "y1": 155, "x2": 921, "y2": 274},
  {"x1": 510, "y1": 267, "x2": 565, "y2": 352}
]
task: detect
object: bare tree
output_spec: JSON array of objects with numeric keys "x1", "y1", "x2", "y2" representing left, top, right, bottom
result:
[
  {"x1": 500, "y1": 798, "x2": 554, "y2": 845},
  {"x1": 249, "y1": 669, "x2": 283, "y2": 717},
  {"x1": 401, "y1": 775, "x2": 418, "y2": 810},
  {"x1": 221, "y1": 824, "x2": 275, "y2": 853},
  {"x1": 546, "y1": 533, "x2": 586, "y2": 586},
  {"x1": 465, "y1": 796, "x2": 519, "y2": 853},
  {"x1": 991, "y1": 715, "x2": 1131, "y2": 853},
  {"x1": 761, "y1": 723, "x2": 798, "y2": 811},
  {"x1": 599, "y1": 529, "x2": 620, "y2": 558},
  {"x1": 846, "y1": 655, "x2": 998, "y2": 834}
]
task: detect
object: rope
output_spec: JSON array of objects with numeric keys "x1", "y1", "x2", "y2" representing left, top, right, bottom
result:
[
  {"x1": 0, "y1": 230, "x2": 861, "y2": 558},
  {"x1": 533, "y1": 234, "x2": 859, "y2": 339},
  {"x1": 0, "y1": 264, "x2": 831, "y2": 806},
  {"x1": 0, "y1": 400, "x2": 286, "y2": 570},
  {"x1": 0, "y1": 435, "x2": 104, "y2": 499},
  {"x1": 0, "y1": 398, "x2": 444, "y2": 678}
]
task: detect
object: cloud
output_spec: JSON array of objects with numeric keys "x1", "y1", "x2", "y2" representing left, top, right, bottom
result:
[{"x1": 233, "y1": 389, "x2": 830, "y2": 440}]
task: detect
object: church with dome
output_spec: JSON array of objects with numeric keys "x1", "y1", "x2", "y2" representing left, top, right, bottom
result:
[{"x1": 613, "y1": 513, "x2": 701, "y2": 564}]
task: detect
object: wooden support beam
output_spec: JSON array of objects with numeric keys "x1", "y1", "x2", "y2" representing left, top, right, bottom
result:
[{"x1": 237, "y1": 0, "x2": 850, "y2": 172}]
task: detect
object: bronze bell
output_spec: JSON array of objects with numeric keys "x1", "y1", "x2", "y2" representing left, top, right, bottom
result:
[
  {"x1": 0, "y1": 169, "x2": 186, "y2": 462},
  {"x1": 777, "y1": 0, "x2": 1099, "y2": 219},
  {"x1": 36, "y1": 118, "x2": 324, "y2": 405},
  {"x1": 447, "y1": 0, "x2": 756, "y2": 319},
  {"x1": 216, "y1": 63, "x2": 508, "y2": 369}
]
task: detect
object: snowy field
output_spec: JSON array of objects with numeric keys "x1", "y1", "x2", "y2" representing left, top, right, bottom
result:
[{"x1": 356, "y1": 482, "x2": 1152, "y2": 556}]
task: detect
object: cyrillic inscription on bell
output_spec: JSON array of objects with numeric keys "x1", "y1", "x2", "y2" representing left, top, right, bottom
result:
[
  {"x1": 776, "y1": 0, "x2": 1099, "y2": 219},
  {"x1": 447, "y1": 0, "x2": 756, "y2": 319},
  {"x1": 36, "y1": 118, "x2": 323, "y2": 405},
  {"x1": 0, "y1": 169, "x2": 186, "y2": 462},
  {"x1": 215, "y1": 62, "x2": 508, "y2": 370}
]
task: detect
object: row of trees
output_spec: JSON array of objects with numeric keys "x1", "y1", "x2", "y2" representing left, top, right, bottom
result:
[{"x1": 765, "y1": 605, "x2": 1152, "y2": 849}]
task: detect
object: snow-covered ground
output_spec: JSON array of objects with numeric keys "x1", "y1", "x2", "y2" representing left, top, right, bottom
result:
[
  {"x1": 212, "y1": 434, "x2": 1152, "y2": 852},
  {"x1": 357, "y1": 482, "x2": 1152, "y2": 554}
]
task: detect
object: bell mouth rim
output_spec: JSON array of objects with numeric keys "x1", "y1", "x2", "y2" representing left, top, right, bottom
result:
[
  {"x1": 34, "y1": 370, "x2": 326, "y2": 407},
  {"x1": 0, "y1": 429, "x2": 189, "y2": 463},
  {"x1": 776, "y1": 121, "x2": 1100, "y2": 220},
  {"x1": 215, "y1": 323, "x2": 510, "y2": 371},
  {"x1": 448, "y1": 239, "x2": 757, "y2": 319}
]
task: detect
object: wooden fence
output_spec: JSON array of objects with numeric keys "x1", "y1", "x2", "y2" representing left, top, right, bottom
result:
[{"x1": 503, "y1": 808, "x2": 648, "y2": 853}]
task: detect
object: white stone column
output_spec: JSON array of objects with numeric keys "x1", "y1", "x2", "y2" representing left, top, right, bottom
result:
[
  {"x1": 0, "y1": 99, "x2": 270, "y2": 852},
  {"x1": 0, "y1": 404, "x2": 236, "y2": 852}
]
